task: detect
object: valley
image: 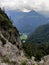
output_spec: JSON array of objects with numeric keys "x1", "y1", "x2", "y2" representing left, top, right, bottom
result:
[
  {"x1": 6, "y1": 10, "x2": 49, "y2": 34},
  {"x1": 0, "y1": 8, "x2": 49, "y2": 65}
]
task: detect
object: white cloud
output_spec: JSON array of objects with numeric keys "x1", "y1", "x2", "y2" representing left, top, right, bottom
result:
[{"x1": 0, "y1": 0, "x2": 49, "y2": 12}]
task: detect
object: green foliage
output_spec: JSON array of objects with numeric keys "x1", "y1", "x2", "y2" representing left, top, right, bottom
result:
[
  {"x1": 21, "y1": 61, "x2": 27, "y2": 65},
  {"x1": 0, "y1": 36, "x2": 6, "y2": 46},
  {"x1": 26, "y1": 23, "x2": 49, "y2": 43},
  {"x1": 0, "y1": 17, "x2": 13, "y2": 30},
  {"x1": 0, "y1": 8, "x2": 9, "y2": 20},
  {"x1": 0, "y1": 8, "x2": 19, "y2": 45},
  {"x1": 23, "y1": 42, "x2": 49, "y2": 61},
  {"x1": 0, "y1": 14, "x2": 4, "y2": 20},
  {"x1": 2, "y1": 55, "x2": 16, "y2": 65},
  {"x1": 23, "y1": 24, "x2": 49, "y2": 61},
  {"x1": 2, "y1": 56, "x2": 10, "y2": 63},
  {"x1": 20, "y1": 34, "x2": 27, "y2": 40}
]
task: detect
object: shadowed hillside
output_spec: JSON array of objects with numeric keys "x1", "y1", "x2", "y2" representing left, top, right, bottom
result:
[{"x1": 23, "y1": 23, "x2": 49, "y2": 61}]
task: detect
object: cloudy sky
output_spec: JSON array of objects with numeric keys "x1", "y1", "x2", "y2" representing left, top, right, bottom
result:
[{"x1": 0, "y1": 0, "x2": 49, "y2": 12}]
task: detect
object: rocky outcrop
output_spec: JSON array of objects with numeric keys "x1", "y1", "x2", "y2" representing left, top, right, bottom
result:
[
  {"x1": 0, "y1": 33, "x2": 24, "y2": 63},
  {"x1": 0, "y1": 8, "x2": 25, "y2": 65},
  {"x1": 42, "y1": 55, "x2": 49, "y2": 65},
  {"x1": 37, "y1": 55, "x2": 49, "y2": 65}
]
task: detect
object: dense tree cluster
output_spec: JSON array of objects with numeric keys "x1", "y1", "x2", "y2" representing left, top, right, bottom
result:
[
  {"x1": 23, "y1": 42, "x2": 49, "y2": 61},
  {"x1": 23, "y1": 24, "x2": 49, "y2": 61}
]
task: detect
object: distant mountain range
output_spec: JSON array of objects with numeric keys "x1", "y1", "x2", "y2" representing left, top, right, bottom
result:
[
  {"x1": 5, "y1": 10, "x2": 49, "y2": 34},
  {"x1": 26, "y1": 23, "x2": 49, "y2": 43},
  {"x1": 39, "y1": 11, "x2": 49, "y2": 18}
]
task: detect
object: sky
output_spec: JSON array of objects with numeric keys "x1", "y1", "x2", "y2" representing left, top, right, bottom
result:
[{"x1": 0, "y1": 0, "x2": 49, "y2": 12}]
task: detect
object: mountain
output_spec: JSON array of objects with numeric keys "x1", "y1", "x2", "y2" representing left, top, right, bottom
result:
[
  {"x1": 1, "y1": 8, "x2": 49, "y2": 65},
  {"x1": 27, "y1": 23, "x2": 49, "y2": 43},
  {"x1": 0, "y1": 8, "x2": 28, "y2": 65},
  {"x1": 5, "y1": 10, "x2": 26, "y2": 24},
  {"x1": 6, "y1": 10, "x2": 49, "y2": 34},
  {"x1": 39, "y1": 11, "x2": 49, "y2": 18},
  {"x1": 0, "y1": 9, "x2": 20, "y2": 44},
  {"x1": 23, "y1": 23, "x2": 49, "y2": 61}
]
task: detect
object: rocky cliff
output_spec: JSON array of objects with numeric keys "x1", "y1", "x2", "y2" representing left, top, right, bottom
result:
[{"x1": 0, "y1": 8, "x2": 27, "y2": 65}]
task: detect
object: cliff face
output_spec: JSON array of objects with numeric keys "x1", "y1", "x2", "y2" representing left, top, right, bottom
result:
[
  {"x1": 0, "y1": 8, "x2": 26, "y2": 65},
  {"x1": 0, "y1": 8, "x2": 19, "y2": 44}
]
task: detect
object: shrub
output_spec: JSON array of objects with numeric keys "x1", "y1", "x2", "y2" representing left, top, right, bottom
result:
[
  {"x1": 21, "y1": 61, "x2": 27, "y2": 65},
  {"x1": 1, "y1": 37, "x2": 6, "y2": 46}
]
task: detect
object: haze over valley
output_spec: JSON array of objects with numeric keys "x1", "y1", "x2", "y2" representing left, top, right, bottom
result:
[{"x1": 6, "y1": 10, "x2": 49, "y2": 34}]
